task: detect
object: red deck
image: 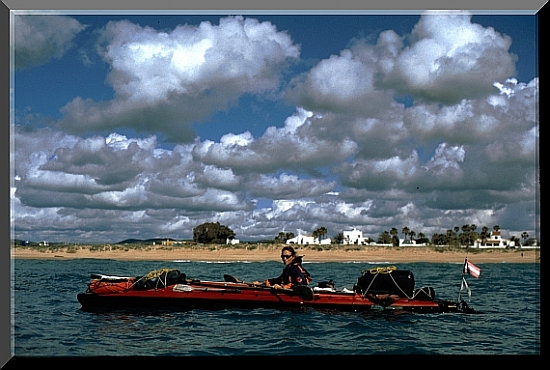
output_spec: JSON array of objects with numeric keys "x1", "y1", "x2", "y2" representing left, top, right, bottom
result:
[{"x1": 77, "y1": 280, "x2": 447, "y2": 312}]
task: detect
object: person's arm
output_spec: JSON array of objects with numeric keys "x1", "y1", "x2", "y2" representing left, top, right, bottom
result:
[{"x1": 264, "y1": 274, "x2": 283, "y2": 286}]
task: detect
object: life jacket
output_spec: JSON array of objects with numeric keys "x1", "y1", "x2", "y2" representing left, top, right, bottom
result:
[
  {"x1": 264, "y1": 256, "x2": 312, "y2": 288},
  {"x1": 296, "y1": 263, "x2": 312, "y2": 285}
]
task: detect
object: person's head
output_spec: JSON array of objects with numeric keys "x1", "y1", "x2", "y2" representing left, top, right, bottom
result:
[{"x1": 280, "y1": 246, "x2": 296, "y2": 265}]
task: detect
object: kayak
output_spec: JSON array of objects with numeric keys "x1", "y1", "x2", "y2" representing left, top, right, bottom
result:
[{"x1": 76, "y1": 266, "x2": 480, "y2": 314}]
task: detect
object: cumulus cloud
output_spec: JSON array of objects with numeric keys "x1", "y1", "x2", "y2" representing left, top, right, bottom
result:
[
  {"x1": 247, "y1": 173, "x2": 336, "y2": 199},
  {"x1": 11, "y1": 13, "x2": 539, "y2": 243},
  {"x1": 57, "y1": 16, "x2": 300, "y2": 142},
  {"x1": 376, "y1": 11, "x2": 517, "y2": 104},
  {"x1": 193, "y1": 107, "x2": 357, "y2": 175},
  {"x1": 288, "y1": 48, "x2": 396, "y2": 116},
  {"x1": 14, "y1": 15, "x2": 87, "y2": 70}
]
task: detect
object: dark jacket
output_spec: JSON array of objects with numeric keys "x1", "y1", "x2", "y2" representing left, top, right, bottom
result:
[{"x1": 266, "y1": 258, "x2": 312, "y2": 288}]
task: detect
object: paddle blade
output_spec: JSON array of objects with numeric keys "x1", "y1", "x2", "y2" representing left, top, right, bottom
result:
[
  {"x1": 293, "y1": 285, "x2": 314, "y2": 301},
  {"x1": 223, "y1": 274, "x2": 241, "y2": 283}
]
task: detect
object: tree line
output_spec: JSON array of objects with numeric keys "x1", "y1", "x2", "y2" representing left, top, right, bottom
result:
[{"x1": 193, "y1": 222, "x2": 535, "y2": 246}]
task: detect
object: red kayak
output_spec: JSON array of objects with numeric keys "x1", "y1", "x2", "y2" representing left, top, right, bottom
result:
[{"x1": 77, "y1": 267, "x2": 479, "y2": 314}]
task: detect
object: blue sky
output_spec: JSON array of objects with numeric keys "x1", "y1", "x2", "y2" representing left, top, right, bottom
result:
[{"x1": 11, "y1": 11, "x2": 539, "y2": 243}]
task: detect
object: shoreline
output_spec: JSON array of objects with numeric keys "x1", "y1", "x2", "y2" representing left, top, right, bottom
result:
[{"x1": 11, "y1": 245, "x2": 540, "y2": 264}]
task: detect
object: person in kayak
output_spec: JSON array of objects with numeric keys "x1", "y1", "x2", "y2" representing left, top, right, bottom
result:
[{"x1": 254, "y1": 246, "x2": 312, "y2": 289}]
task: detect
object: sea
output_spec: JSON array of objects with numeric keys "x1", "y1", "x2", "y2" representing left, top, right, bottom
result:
[{"x1": 11, "y1": 258, "x2": 540, "y2": 357}]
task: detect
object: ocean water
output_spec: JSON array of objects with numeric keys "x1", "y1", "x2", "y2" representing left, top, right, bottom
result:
[{"x1": 12, "y1": 259, "x2": 540, "y2": 356}]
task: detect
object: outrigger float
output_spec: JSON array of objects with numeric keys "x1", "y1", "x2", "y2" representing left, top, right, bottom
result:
[{"x1": 77, "y1": 264, "x2": 480, "y2": 314}]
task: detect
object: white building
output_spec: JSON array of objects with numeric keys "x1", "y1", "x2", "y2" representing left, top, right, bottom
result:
[
  {"x1": 342, "y1": 228, "x2": 370, "y2": 245},
  {"x1": 286, "y1": 233, "x2": 331, "y2": 245},
  {"x1": 226, "y1": 238, "x2": 240, "y2": 245},
  {"x1": 472, "y1": 230, "x2": 514, "y2": 248}
]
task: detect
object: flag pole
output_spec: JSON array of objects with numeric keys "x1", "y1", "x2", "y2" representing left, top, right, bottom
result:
[{"x1": 458, "y1": 257, "x2": 468, "y2": 302}]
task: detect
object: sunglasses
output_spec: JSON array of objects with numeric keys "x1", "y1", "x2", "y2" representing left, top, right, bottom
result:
[{"x1": 281, "y1": 255, "x2": 293, "y2": 260}]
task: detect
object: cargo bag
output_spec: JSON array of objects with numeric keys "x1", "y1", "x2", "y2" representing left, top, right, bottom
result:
[{"x1": 354, "y1": 269, "x2": 415, "y2": 298}]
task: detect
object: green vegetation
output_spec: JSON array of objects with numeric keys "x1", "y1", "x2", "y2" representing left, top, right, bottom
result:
[
  {"x1": 193, "y1": 222, "x2": 236, "y2": 244},
  {"x1": 12, "y1": 222, "x2": 538, "y2": 252}
]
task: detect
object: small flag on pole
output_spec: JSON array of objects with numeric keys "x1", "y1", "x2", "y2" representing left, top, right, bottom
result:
[{"x1": 463, "y1": 258, "x2": 481, "y2": 278}]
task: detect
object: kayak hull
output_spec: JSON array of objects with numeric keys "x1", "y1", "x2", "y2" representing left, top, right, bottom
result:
[{"x1": 77, "y1": 280, "x2": 473, "y2": 313}]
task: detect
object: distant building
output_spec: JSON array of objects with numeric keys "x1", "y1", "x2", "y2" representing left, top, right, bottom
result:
[
  {"x1": 285, "y1": 233, "x2": 331, "y2": 245},
  {"x1": 342, "y1": 228, "x2": 370, "y2": 245},
  {"x1": 227, "y1": 238, "x2": 239, "y2": 245},
  {"x1": 399, "y1": 239, "x2": 426, "y2": 246},
  {"x1": 286, "y1": 233, "x2": 315, "y2": 245},
  {"x1": 472, "y1": 230, "x2": 514, "y2": 248}
]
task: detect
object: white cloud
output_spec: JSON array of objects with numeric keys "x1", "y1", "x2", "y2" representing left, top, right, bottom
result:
[
  {"x1": 377, "y1": 11, "x2": 517, "y2": 104},
  {"x1": 14, "y1": 15, "x2": 87, "y2": 70},
  {"x1": 248, "y1": 173, "x2": 336, "y2": 199},
  {"x1": 11, "y1": 14, "x2": 539, "y2": 243},
  {"x1": 58, "y1": 16, "x2": 300, "y2": 141}
]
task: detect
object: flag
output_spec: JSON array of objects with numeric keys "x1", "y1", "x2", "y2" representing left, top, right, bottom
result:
[{"x1": 463, "y1": 259, "x2": 481, "y2": 278}]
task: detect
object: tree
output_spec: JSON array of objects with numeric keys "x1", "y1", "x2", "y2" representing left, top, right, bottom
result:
[
  {"x1": 417, "y1": 232, "x2": 427, "y2": 244},
  {"x1": 431, "y1": 233, "x2": 447, "y2": 245},
  {"x1": 377, "y1": 231, "x2": 392, "y2": 244},
  {"x1": 274, "y1": 232, "x2": 286, "y2": 243},
  {"x1": 193, "y1": 222, "x2": 235, "y2": 244},
  {"x1": 469, "y1": 224, "x2": 478, "y2": 247},
  {"x1": 318, "y1": 226, "x2": 328, "y2": 241},
  {"x1": 521, "y1": 232, "x2": 529, "y2": 245},
  {"x1": 392, "y1": 235, "x2": 400, "y2": 247},
  {"x1": 460, "y1": 224, "x2": 471, "y2": 247},
  {"x1": 480, "y1": 226, "x2": 489, "y2": 247},
  {"x1": 333, "y1": 232, "x2": 344, "y2": 244},
  {"x1": 273, "y1": 231, "x2": 295, "y2": 243},
  {"x1": 402, "y1": 226, "x2": 410, "y2": 243},
  {"x1": 312, "y1": 226, "x2": 328, "y2": 242}
]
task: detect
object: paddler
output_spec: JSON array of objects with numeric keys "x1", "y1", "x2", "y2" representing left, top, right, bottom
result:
[{"x1": 254, "y1": 246, "x2": 312, "y2": 289}]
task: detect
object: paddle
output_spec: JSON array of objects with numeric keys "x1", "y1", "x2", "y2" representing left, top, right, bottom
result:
[{"x1": 223, "y1": 274, "x2": 314, "y2": 301}]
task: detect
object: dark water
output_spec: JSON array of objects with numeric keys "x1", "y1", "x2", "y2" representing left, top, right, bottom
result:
[{"x1": 13, "y1": 259, "x2": 540, "y2": 356}]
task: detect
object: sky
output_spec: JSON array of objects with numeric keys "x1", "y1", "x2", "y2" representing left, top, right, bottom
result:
[{"x1": 10, "y1": 11, "x2": 539, "y2": 244}]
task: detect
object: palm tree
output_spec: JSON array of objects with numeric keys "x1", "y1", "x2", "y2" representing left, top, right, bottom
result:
[
  {"x1": 521, "y1": 232, "x2": 529, "y2": 245},
  {"x1": 378, "y1": 231, "x2": 392, "y2": 244},
  {"x1": 402, "y1": 227, "x2": 410, "y2": 243},
  {"x1": 480, "y1": 226, "x2": 489, "y2": 247},
  {"x1": 432, "y1": 233, "x2": 446, "y2": 245},
  {"x1": 318, "y1": 226, "x2": 328, "y2": 241},
  {"x1": 469, "y1": 224, "x2": 478, "y2": 247},
  {"x1": 389, "y1": 228, "x2": 398, "y2": 246},
  {"x1": 461, "y1": 225, "x2": 471, "y2": 247},
  {"x1": 312, "y1": 226, "x2": 328, "y2": 243},
  {"x1": 312, "y1": 229, "x2": 320, "y2": 240},
  {"x1": 445, "y1": 229, "x2": 455, "y2": 245},
  {"x1": 409, "y1": 230, "x2": 416, "y2": 244}
]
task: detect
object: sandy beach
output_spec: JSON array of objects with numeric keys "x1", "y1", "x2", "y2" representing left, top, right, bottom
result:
[{"x1": 11, "y1": 245, "x2": 540, "y2": 264}]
